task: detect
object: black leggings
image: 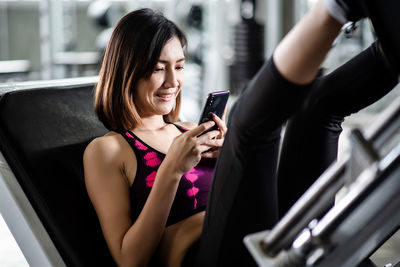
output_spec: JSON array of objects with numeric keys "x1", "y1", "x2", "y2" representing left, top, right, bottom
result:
[{"x1": 191, "y1": 42, "x2": 398, "y2": 267}]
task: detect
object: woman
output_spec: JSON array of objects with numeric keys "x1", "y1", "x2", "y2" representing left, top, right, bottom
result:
[
  {"x1": 84, "y1": 1, "x2": 399, "y2": 266},
  {"x1": 84, "y1": 8, "x2": 227, "y2": 267}
]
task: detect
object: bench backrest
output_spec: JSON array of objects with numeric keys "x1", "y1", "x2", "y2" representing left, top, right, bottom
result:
[{"x1": 0, "y1": 82, "x2": 115, "y2": 266}]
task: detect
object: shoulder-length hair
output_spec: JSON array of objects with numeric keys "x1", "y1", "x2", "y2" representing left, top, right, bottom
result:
[{"x1": 95, "y1": 8, "x2": 187, "y2": 131}]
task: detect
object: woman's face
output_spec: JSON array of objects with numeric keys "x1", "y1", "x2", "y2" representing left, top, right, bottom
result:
[{"x1": 136, "y1": 36, "x2": 185, "y2": 117}]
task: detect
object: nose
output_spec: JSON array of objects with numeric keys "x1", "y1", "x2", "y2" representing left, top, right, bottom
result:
[{"x1": 164, "y1": 68, "x2": 179, "y2": 88}]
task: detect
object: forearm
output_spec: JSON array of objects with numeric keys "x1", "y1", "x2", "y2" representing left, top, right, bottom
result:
[
  {"x1": 117, "y1": 165, "x2": 182, "y2": 266},
  {"x1": 274, "y1": 0, "x2": 342, "y2": 84}
]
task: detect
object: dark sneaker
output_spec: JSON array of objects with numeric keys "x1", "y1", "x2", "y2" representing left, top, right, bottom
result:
[
  {"x1": 324, "y1": 0, "x2": 367, "y2": 24},
  {"x1": 336, "y1": 0, "x2": 367, "y2": 22}
]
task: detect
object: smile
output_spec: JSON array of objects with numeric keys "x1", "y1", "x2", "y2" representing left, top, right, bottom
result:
[{"x1": 156, "y1": 92, "x2": 175, "y2": 102}]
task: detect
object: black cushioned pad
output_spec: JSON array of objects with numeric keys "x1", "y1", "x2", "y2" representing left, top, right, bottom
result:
[{"x1": 0, "y1": 85, "x2": 115, "y2": 266}]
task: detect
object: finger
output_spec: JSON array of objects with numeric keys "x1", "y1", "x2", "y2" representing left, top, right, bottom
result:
[
  {"x1": 221, "y1": 106, "x2": 227, "y2": 122},
  {"x1": 213, "y1": 114, "x2": 227, "y2": 133},
  {"x1": 203, "y1": 138, "x2": 224, "y2": 148},
  {"x1": 198, "y1": 144, "x2": 214, "y2": 153},
  {"x1": 211, "y1": 113, "x2": 227, "y2": 138},
  {"x1": 211, "y1": 113, "x2": 223, "y2": 128},
  {"x1": 197, "y1": 129, "x2": 220, "y2": 143},
  {"x1": 186, "y1": 120, "x2": 216, "y2": 137},
  {"x1": 201, "y1": 150, "x2": 220, "y2": 158}
]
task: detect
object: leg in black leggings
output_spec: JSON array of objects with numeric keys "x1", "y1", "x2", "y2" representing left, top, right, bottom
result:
[
  {"x1": 277, "y1": 41, "x2": 399, "y2": 216},
  {"x1": 194, "y1": 58, "x2": 311, "y2": 267},
  {"x1": 194, "y1": 42, "x2": 398, "y2": 267}
]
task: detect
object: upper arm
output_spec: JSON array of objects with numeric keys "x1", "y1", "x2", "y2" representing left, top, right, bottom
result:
[{"x1": 83, "y1": 136, "x2": 136, "y2": 260}]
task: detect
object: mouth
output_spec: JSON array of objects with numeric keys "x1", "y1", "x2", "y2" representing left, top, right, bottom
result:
[{"x1": 156, "y1": 92, "x2": 176, "y2": 102}]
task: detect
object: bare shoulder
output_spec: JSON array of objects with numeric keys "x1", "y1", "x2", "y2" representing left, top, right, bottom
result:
[
  {"x1": 85, "y1": 132, "x2": 120, "y2": 160},
  {"x1": 174, "y1": 121, "x2": 197, "y2": 130},
  {"x1": 83, "y1": 131, "x2": 135, "y2": 170}
]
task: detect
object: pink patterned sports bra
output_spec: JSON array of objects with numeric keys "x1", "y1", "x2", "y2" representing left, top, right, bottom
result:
[{"x1": 118, "y1": 124, "x2": 216, "y2": 226}]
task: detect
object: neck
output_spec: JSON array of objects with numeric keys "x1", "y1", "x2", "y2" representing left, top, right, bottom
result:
[{"x1": 135, "y1": 115, "x2": 168, "y2": 132}]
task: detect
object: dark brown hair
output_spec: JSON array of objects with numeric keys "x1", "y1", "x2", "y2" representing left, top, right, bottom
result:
[{"x1": 95, "y1": 8, "x2": 187, "y2": 130}]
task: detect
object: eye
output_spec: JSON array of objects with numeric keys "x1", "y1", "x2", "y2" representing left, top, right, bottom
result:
[
  {"x1": 176, "y1": 66, "x2": 184, "y2": 71},
  {"x1": 154, "y1": 67, "x2": 164, "y2": 72}
]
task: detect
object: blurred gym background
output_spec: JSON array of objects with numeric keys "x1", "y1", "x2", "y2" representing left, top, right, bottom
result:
[
  {"x1": 1, "y1": 0, "x2": 394, "y2": 120},
  {"x1": 0, "y1": 0, "x2": 399, "y2": 266}
]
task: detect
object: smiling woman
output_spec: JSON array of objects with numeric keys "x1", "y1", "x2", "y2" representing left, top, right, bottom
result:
[
  {"x1": 83, "y1": 1, "x2": 400, "y2": 266},
  {"x1": 84, "y1": 8, "x2": 227, "y2": 267},
  {"x1": 93, "y1": 9, "x2": 188, "y2": 131}
]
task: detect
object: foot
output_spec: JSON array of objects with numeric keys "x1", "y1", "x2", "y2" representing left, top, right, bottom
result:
[{"x1": 323, "y1": 0, "x2": 367, "y2": 24}]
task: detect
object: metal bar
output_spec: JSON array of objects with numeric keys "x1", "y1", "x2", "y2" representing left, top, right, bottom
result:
[
  {"x1": 313, "y1": 141, "x2": 400, "y2": 240},
  {"x1": 261, "y1": 154, "x2": 348, "y2": 256},
  {"x1": 246, "y1": 92, "x2": 400, "y2": 266},
  {"x1": 315, "y1": 153, "x2": 400, "y2": 266},
  {"x1": 366, "y1": 93, "x2": 400, "y2": 148},
  {"x1": 274, "y1": 143, "x2": 400, "y2": 267},
  {"x1": 311, "y1": 164, "x2": 379, "y2": 238},
  {"x1": 261, "y1": 95, "x2": 400, "y2": 256}
]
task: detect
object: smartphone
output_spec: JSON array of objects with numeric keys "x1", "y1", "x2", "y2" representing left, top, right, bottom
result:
[{"x1": 198, "y1": 90, "x2": 230, "y2": 133}]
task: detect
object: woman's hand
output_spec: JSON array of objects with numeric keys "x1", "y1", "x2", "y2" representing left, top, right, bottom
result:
[
  {"x1": 164, "y1": 120, "x2": 220, "y2": 175},
  {"x1": 201, "y1": 110, "x2": 228, "y2": 158}
]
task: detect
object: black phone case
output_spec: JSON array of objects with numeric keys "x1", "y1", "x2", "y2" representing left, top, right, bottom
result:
[{"x1": 198, "y1": 91, "x2": 229, "y2": 131}]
